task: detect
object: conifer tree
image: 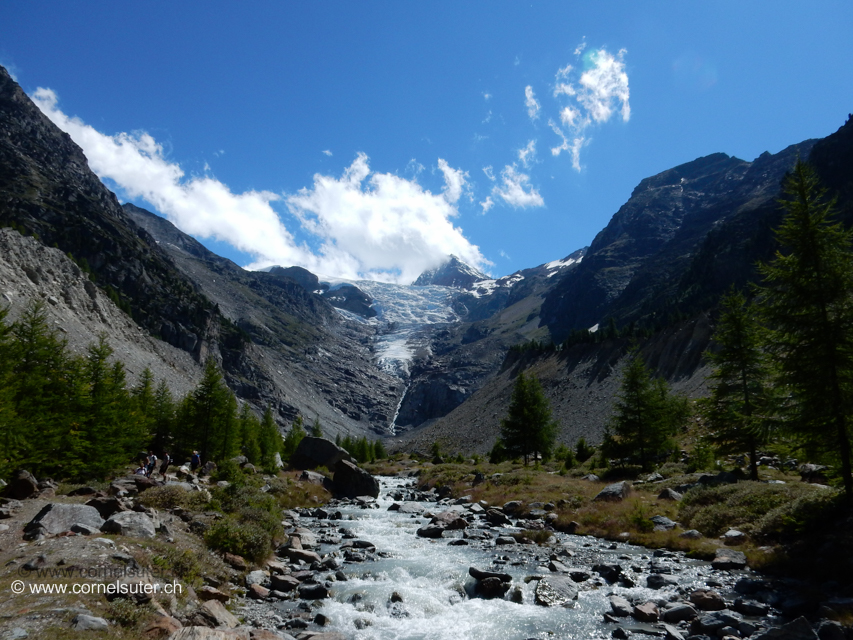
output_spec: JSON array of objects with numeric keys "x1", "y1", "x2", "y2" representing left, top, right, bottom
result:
[
  {"x1": 150, "y1": 379, "x2": 175, "y2": 455},
  {"x1": 281, "y1": 415, "x2": 306, "y2": 461},
  {"x1": 604, "y1": 355, "x2": 688, "y2": 471},
  {"x1": 258, "y1": 406, "x2": 280, "y2": 469},
  {"x1": 758, "y1": 160, "x2": 853, "y2": 501},
  {"x1": 238, "y1": 402, "x2": 261, "y2": 464},
  {"x1": 188, "y1": 358, "x2": 232, "y2": 463},
  {"x1": 701, "y1": 290, "x2": 772, "y2": 480},
  {"x1": 499, "y1": 371, "x2": 558, "y2": 465},
  {"x1": 310, "y1": 417, "x2": 322, "y2": 438}
]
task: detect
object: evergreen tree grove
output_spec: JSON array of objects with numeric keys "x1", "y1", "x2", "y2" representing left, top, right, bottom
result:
[{"x1": 758, "y1": 160, "x2": 853, "y2": 501}]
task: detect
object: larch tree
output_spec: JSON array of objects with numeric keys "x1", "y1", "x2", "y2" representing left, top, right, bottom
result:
[
  {"x1": 604, "y1": 354, "x2": 688, "y2": 471},
  {"x1": 701, "y1": 289, "x2": 773, "y2": 480},
  {"x1": 499, "y1": 371, "x2": 558, "y2": 465},
  {"x1": 758, "y1": 160, "x2": 853, "y2": 502}
]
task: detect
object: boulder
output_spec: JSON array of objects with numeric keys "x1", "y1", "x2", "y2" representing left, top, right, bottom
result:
[
  {"x1": 86, "y1": 496, "x2": 128, "y2": 519},
  {"x1": 72, "y1": 614, "x2": 109, "y2": 631},
  {"x1": 651, "y1": 515, "x2": 678, "y2": 531},
  {"x1": 712, "y1": 547, "x2": 748, "y2": 570},
  {"x1": 291, "y1": 437, "x2": 354, "y2": 470},
  {"x1": 593, "y1": 481, "x2": 631, "y2": 502},
  {"x1": 633, "y1": 601, "x2": 660, "y2": 622},
  {"x1": 469, "y1": 567, "x2": 512, "y2": 582},
  {"x1": 332, "y1": 460, "x2": 379, "y2": 498},
  {"x1": 662, "y1": 603, "x2": 698, "y2": 622},
  {"x1": 647, "y1": 573, "x2": 679, "y2": 589},
  {"x1": 200, "y1": 599, "x2": 239, "y2": 628},
  {"x1": 593, "y1": 563, "x2": 623, "y2": 583},
  {"x1": 142, "y1": 615, "x2": 182, "y2": 638},
  {"x1": 416, "y1": 524, "x2": 445, "y2": 539},
  {"x1": 199, "y1": 586, "x2": 229, "y2": 603},
  {"x1": 658, "y1": 487, "x2": 683, "y2": 501},
  {"x1": 485, "y1": 509, "x2": 512, "y2": 526},
  {"x1": 475, "y1": 576, "x2": 510, "y2": 598},
  {"x1": 534, "y1": 575, "x2": 579, "y2": 606},
  {"x1": 270, "y1": 574, "x2": 300, "y2": 592},
  {"x1": 298, "y1": 582, "x2": 329, "y2": 599},
  {"x1": 690, "y1": 589, "x2": 726, "y2": 611},
  {"x1": 199, "y1": 461, "x2": 217, "y2": 477},
  {"x1": 609, "y1": 595, "x2": 633, "y2": 617},
  {"x1": 2, "y1": 470, "x2": 39, "y2": 499},
  {"x1": 101, "y1": 511, "x2": 156, "y2": 538},
  {"x1": 24, "y1": 503, "x2": 105, "y2": 538},
  {"x1": 752, "y1": 616, "x2": 818, "y2": 640}
]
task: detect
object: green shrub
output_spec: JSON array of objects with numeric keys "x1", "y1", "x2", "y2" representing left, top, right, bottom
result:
[
  {"x1": 204, "y1": 517, "x2": 274, "y2": 564},
  {"x1": 139, "y1": 485, "x2": 210, "y2": 511},
  {"x1": 107, "y1": 599, "x2": 153, "y2": 628},
  {"x1": 754, "y1": 487, "x2": 844, "y2": 540},
  {"x1": 152, "y1": 548, "x2": 204, "y2": 586},
  {"x1": 679, "y1": 482, "x2": 818, "y2": 537},
  {"x1": 212, "y1": 459, "x2": 245, "y2": 484}
]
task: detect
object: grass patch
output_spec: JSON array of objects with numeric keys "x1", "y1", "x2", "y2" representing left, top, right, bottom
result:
[{"x1": 139, "y1": 484, "x2": 211, "y2": 511}]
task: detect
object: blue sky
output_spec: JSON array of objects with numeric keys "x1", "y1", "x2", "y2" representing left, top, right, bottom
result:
[{"x1": 2, "y1": 2, "x2": 852, "y2": 282}]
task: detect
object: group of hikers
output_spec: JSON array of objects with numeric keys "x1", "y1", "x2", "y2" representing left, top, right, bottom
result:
[{"x1": 134, "y1": 450, "x2": 202, "y2": 478}]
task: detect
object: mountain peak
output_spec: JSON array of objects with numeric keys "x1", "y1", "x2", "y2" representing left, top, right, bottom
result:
[{"x1": 412, "y1": 255, "x2": 488, "y2": 288}]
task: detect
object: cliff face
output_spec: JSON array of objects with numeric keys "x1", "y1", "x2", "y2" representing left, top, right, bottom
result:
[
  {"x1": 0, "y1": 67, "x2": 217, "y2": 359},
  {"x1": 540, "y1": 143, "x2": 815, "y2": 342}
]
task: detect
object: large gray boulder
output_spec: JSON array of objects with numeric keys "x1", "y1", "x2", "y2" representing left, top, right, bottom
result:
[
  {"x1": 101, "y1": 511, "x2": 156, "y2": 538},
  {"x1": 291, "y1": 437, "x2": 354, "y2": 470},
  {"x1": 752, "y1": 616, "x2": 818, "y2": 640},
  {"x1": 333, "y1": 459, "x2": 379, "y2": 498},
  {"x1": 712, "y1": 547, "x2": 748, "y2": 570},
  {"x1": 24, "y1": 503, "x2": 105, "y2": 538},
  {"x1": 534, "y1": 575, "x2": 579, "y2": 606},
  {"x1": 2, "y1": 470, "x2": 39, "y2": 500},
  {"x1": 593, "y1": 481, "x2": 631, "y2": 502}
]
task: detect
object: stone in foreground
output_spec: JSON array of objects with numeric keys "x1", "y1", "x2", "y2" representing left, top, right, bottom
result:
[{"x1": 533, "y1": 575, "x2": 578, "y2": 606}]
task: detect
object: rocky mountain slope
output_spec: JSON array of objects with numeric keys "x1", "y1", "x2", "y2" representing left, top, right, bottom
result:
[{"x1": 3, "y1": 58, "x2": 851, "y2": 454}]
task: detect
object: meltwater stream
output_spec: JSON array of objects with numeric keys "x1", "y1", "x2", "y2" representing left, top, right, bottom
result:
[{"x1": 270, "y1": 477, "x2": 728, "y2": 640}]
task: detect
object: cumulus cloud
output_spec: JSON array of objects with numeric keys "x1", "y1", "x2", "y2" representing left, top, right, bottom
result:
[
  {"x1": 517, "y1": 140, "x2": 537, "y2": 168},
  {"x1": 549, "y1": 46, "x2": 630, "y2": 171},
  {"x1": 32, "y1": 88, "x2": 487, "y2": 283},
  {"x1": 437, "y1": 158, "x2": 470, "y2": 204},
  {"x1": 524, "y1": 85, "x2": 540, "y2": 121},
  {"x1": 480, "y1": 196, "x2": 494, "y2": 214},
  {"x1": 322, "y1": 149, "x2": 332, "y2": 156},
  {"x1": 286, "y1": 154, "x2": 489, "y2": 282},
  {"x1": 492, "y1": 164, "x2": 544, "y2": 209}
]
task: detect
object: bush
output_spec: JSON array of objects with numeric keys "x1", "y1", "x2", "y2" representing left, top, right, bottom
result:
[
  {"x1": 152, "y1": 547, "x2": 204, "y2": 587},
  {"x1": 211, "y1": 459, "x2": 245, "y2": 484},
  {"x1": 754, "y1": 487, "x2": 845, "y2": 540},
  {"x1": 204, "y1": 517, "x2": 274, "y2": 564},
  {"x1": 107, "y1": 599, "x2": 153, "y2": 628},
  {"x1": 139, "y1": 485, "x2": 210, "y2": 511},
  {"x1": 678, "y1": 482, "x2": 818, "y2": 537}
]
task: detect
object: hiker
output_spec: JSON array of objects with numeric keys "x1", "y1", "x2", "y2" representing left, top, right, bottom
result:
[
  {"x1": 159, "y1": 452, "x2": 171, "y2": 478},
  {"x1": 145, "y1": 451, "x2": 157, "y2": 477},
  {"x1": 190, "y1": 451, "x2": 201, "y2": 472},
  {"x1": 134, "y1": 465, "x2": 146, "y2": 476}
]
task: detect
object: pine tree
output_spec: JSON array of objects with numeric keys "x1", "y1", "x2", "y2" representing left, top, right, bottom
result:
[
  {"x1": 150, "y1": 379, "x2": 175, "y2": 455},
  {"x1": 238, "y1": 402, "x2": 262, "y2": 464},
  {"x1": 281, "y1": 415, "x2": 306, "y2": 461},
  {"x1": 258, "y1": 406, "x2": 280, "y2": 469},
  {"x1": 499, "y1": 371, "x2": 558, "y2": 465},
  {"x1": 310, "y1": 417, "x2": 322, "y2": 438},
  {"x1": 701, "y1": 289, "x2": 772, "y2": 480},
  {"x1": 604, "y1": 355, "x2": 688, "y2": 471},
  {"x1": 187, "y1": 358, "x2": 232, "y2": 463},
  {"x1": 758, "y1": 160, "x2": 853, "y2": 501}
]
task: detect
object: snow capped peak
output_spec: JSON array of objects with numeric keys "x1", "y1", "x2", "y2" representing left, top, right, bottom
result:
[{"x1": 412, "y1": 254, "x2": 489, "y2": 288}]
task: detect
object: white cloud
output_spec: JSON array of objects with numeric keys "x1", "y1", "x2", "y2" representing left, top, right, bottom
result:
[
  {"x1": 286, "y1": 154, "x2": 489, "y2": 282},
  {"x1": 574, "y1": 38, "x2": 587, "y2": 56},
  {"x1": 524, "y1": 85, "x2": 540, "y2": 121},
  {"x1": 483, "y1": 92, "x2": 492, "y2": 101},
  {"x1": 322, "y1": 149, "x2": 332, "y2": 156},
  {"x1": 32, "y1": 88, "x2": 487, "y2": 284},
  {"x1": 499, "y1": 249, "x2": 510, "y2": 259},
  {"x1": 517, "y1": 140, "x2": 537, "y2": 168},
  {"x1": 437, "y1": 158, "x2": 470, "y2": 204},
  {"x1": 548, "y1": 46, "x2": 630, "y2": 171},
  {"x1": 406, "y1": 158, "x2": 425, "y2": 176},
  {"x1": 482, "y1": 166, "x2": 496, "y2": 182},
  {"x1": 480, "y1": 196, "x2": 494, "y2": 214},
  {"x1": 482, "y1": 110, "x2": 492, "y2": 124},
  {"x1": 492, "y1": 164, "x2": 544, "y2": 209}
]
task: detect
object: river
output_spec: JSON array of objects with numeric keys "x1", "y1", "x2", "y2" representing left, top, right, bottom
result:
[{"x1": 256, "y1": 476, "x2": 748, "y2": 640}]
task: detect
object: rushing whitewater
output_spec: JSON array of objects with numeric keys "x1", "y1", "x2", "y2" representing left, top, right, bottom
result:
[{"x1": 268, "y1": 477, "x2": 727, "y2": 640}]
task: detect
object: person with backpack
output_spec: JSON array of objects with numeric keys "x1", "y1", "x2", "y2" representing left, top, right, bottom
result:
[
  {"x1": 190, "y1": 451, "x2": 201, "y2": 472},
  {"x1": 145, "y1": 451, "x2": 157, "y2": 477},
  {"x1": 159, "y1": 452, "x2": 171, "y2": 479}
]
